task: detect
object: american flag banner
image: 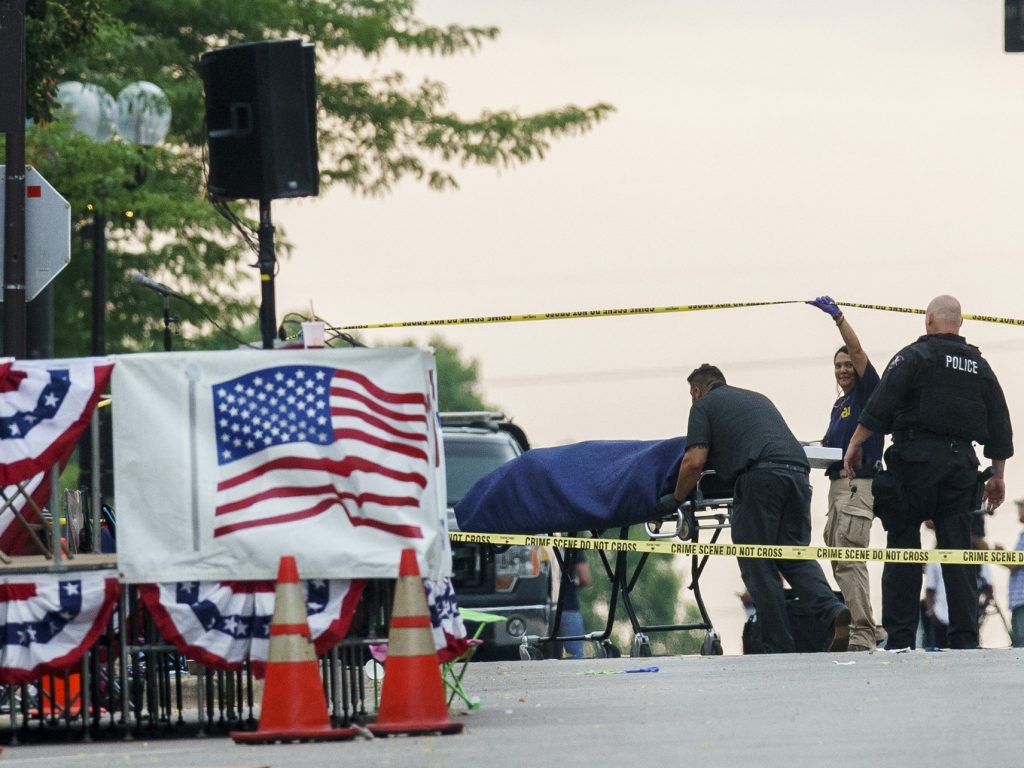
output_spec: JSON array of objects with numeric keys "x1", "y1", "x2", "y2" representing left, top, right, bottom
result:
[
  {"x1": 0, "y1": 358, "x2": 112, "y2": 487},
  {"x1": 138, "y1": 579, "x2": 366, "y2": 674},
  {"x1": 0, "y1": 570, "x2": 120, "y2": 685},
  {"x1": 114, "y1": 348, "x2": 447, "y2": 583}
]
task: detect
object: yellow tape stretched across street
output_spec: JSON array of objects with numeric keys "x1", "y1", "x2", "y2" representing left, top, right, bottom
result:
[
  {"x1": 339, "y1": 299, "x2": 1024, "y2": 332},
  {"x1": 837, "y1": 300, "x2": 1024, "y2": 327},
  {"x1": 338, "y1": 300, "x2": 799, "y2": 331},
  {"x1": 449, "y1": 531, "x2": 1024, "y2": 566}
]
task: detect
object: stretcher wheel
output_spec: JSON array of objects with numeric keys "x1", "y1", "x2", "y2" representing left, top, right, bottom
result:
[
  {"x1": 597, "y1": 640, "x2": 621, "y2": 658},
  {"x1": 701, "y1": 630, "x2": 723, "y2": 656},
  {"x1": 631, "y1": 633, "x2": 652, "y2": 658}
]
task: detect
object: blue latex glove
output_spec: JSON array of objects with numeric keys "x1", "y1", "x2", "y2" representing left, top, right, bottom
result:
[{"x1": 808, "y1": 295, "x2": 842, "y2": 319}]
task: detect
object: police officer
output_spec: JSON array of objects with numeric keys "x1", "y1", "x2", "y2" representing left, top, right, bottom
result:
[{"x1": 843, "y1": 295, "x2": 1013, "y2": 649}]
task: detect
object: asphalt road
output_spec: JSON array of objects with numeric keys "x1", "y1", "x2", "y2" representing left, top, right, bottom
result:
[{"x1": 2, "y1": 648, "x2": 1020, "y2": 767}]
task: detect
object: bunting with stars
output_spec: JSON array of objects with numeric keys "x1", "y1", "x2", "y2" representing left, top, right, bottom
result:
[
  {"x1": 0, "y1": 358, "x2": 112, "y2": 487},
  {"x1": 137, "y1": 579, "x2": 366, "y2": 674},
  {"x1": 0, "y1": 570, "x2": 120, "y2": 684}
]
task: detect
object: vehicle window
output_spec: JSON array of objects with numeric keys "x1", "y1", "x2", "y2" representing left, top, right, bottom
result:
[{"x1": 444, "y1": 437, "x2": 517, "y2": 505}]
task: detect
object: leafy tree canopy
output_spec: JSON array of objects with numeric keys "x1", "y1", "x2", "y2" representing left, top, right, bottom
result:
[{"x1": 11, "y1": 0, "x2": 612, "y2": 355}]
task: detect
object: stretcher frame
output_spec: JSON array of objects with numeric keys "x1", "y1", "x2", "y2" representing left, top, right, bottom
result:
[{"x1": 517, "y1": 471, "x2": 734, "y2": 660}]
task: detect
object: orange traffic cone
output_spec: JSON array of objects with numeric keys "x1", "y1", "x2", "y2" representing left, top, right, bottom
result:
[
  {"x1": 232, "y1": 555, "x2": 358, "y2": 744},
  {"x1": 369, "y1": 549, "x2": 463, "y2": 737}
]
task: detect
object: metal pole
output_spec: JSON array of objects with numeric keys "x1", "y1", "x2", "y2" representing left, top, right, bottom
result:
[
  {"x1": 91, "y1": 214, "x2": 106, "y2": 356},
  {"x1": 91, "y1": 414, "x2": 101, "y2": 551},
  {"x1": 26, "y1": 283, "x2": 54, "y2": 359},
  {"x1": 49, "y1": 463, "x2": 61, "y2": 565},
  {"x1": 162, "y1": 293, "x2": 172, "y2": 351},
  {"x1": 1, "y1": 0, "x2": 27, "y2": 359},
  {"x1": 257, "y1": 199, "x2": 276, "y2": 349}
]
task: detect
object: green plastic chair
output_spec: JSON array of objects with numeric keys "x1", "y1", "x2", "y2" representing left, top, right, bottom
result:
[{"x1": 443, "y1": 608, "x2": 505, "y2": 709}]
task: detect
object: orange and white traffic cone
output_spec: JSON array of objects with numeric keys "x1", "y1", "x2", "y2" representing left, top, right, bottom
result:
[
  {"x1": 232, "y1": 555, "x2": 358, "y2": 744},
  {"x1": 369, "y1": 548, "x2": 463, "y2": 737}
]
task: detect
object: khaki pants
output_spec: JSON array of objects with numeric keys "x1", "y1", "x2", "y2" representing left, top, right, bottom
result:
[{"x1": 824, "y1": 477, "x2": 878, "y2": 648}]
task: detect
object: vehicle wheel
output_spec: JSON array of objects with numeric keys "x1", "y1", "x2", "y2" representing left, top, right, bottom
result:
[
  {"x1": 701, "y1": 630, "x2": 723, "y2": 656},
  {"x1": 631, "y1": 633, "x2": 652, "y2": 658}
]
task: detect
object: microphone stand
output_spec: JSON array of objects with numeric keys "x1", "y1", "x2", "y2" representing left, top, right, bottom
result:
[{"x1": 162, "y1": 293, "x2": 174, "y2": 351}]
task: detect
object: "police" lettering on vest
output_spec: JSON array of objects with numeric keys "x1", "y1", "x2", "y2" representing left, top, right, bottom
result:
[{"x1": 945, "y1": 354, "x2": 978, "y2": 374}]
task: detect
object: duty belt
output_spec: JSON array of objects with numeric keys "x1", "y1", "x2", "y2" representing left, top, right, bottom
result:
[
  {"x1": 893, "y1": 428, "x2": 963, "y2": 442},
  {"x1": 746, "y1": 460, "x2": 810, "y2": 475}
]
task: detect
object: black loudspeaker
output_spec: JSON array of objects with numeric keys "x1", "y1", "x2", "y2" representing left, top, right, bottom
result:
[{"x1": 199, "y1": 39, "x2": 319, "y2": 201}]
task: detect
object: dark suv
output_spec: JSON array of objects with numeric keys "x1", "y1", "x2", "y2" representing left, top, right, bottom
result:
[{"x1": 441, "y1": 412, "x2": 554, "y2": 659}]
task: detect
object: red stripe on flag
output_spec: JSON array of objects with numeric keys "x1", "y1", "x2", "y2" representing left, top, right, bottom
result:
[
  {"x1": 216, "y1": 484, "x2": 417, "y2": 516},
  {"x1": 331, "y1": 407, "x2": 428, "y2": 442},
  {"x1": 334, "y1": 428, "x2": 429, "y2": 462},
  {"x1": 216, "y1": 455, "x2": 427, "y2": 492},
  {"x1": 331, "y1": 387, "x2": 427, "y2": 423},
  {"x1": 332, "y1": 369, "x2": 427, "y2": 406},
  {"x1": 212, "y1": 497, "x2": 424, "y2": 539}
]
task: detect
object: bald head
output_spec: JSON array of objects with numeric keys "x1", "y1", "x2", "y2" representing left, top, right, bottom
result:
[{"x1": 925, "y1": 295, "x2": 962, "y2": 335}]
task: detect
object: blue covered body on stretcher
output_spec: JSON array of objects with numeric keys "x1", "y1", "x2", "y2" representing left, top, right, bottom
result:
[{"x1": 453, "y1": 437, "x2": 689, "y2": 534}]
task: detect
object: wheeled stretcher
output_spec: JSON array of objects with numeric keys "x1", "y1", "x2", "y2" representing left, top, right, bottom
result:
[
  {"x1": 455, "y1": 440, "x2": 841, "y2": 659},
  {"x1": 519, "y1": 469, "x2": 733, "y2": 659}
]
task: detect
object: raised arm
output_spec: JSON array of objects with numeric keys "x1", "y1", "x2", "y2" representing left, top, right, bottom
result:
[{"x1": 808, "y1": 295, "x2": 869, "y2": 379}]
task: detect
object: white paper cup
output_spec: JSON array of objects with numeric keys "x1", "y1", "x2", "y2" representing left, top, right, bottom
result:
[{"x1": 302, "y1": 321, "x2": 326, "y2": 348}]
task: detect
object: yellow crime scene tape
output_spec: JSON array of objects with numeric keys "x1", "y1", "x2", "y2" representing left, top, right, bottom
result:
[
  {"x1": 339, "y1": 299, "x2": 1024, "y2": 331},
  {"x1": 449, "y1": 531, "x2": 1024, "y2": 566},
  {"x1": 339, "y1": 300, "x2": 799, "y2": 331},
  {"x1": 837, "y1": 301, "x2": 1024, "y2": 328}
]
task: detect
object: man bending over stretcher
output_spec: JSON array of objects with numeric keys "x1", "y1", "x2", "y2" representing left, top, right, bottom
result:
[{"x1": 662, "y1": 364, "x2": 851, "y2": 654}]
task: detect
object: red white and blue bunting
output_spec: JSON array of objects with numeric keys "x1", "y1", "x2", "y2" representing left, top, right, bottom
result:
[
  {"x1": 0, "y1": 569, "x2": 120, "y2": 685},
  {"x1": 138, "y1": 579, "x2": 366, "y2": 674}
]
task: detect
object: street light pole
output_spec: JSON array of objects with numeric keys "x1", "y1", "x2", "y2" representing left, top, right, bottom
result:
[
  {"x1": 1, "y1": 0, "x2": 27, "y2": 358},
  {"x1": 91, "y1": 213, "x2": 106, "y2": 355}
]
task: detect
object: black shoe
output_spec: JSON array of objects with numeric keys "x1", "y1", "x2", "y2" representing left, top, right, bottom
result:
[{"x1": 827, "y1": 607, "x2": 851, "y2": 652}]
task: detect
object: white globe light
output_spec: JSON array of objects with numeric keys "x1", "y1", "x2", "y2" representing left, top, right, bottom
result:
[
  {"x1": 115, "y1": 81, "x2": 172, "y2": 146},
  {"x1": 55, "y1": 81, "x2": 116, "y2": 142}
]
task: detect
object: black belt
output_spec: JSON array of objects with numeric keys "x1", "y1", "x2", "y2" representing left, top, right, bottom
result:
[
  {"x1": 825, "y1": 462, "x2": 878, "y2": 480},
  {"x1": 746, "y1": 460, "x2": 809, "y2": 475},
  {"x1": 893, "y1": 428, "x2": 962, "y2": 443}
]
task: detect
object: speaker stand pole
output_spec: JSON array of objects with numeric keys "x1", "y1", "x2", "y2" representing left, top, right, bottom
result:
[
  {"x1": 162, "y1": 294, "x2": 173, "y2": 352},
  {"x1": 257, "y1": 198, "x2": 277, "y2": 349}
]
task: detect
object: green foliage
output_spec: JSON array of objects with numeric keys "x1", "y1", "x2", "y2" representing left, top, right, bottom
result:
[
  {"x1": 385, "y1": 335, "x2": 492, "y2": 412},
  {"x1": 24, "y1": 1, "x2": 105, "y2": 122},
  {"x1": 580, "y1": 535, "x2": 704, "y2": 656},
  {"x1": 15, "y1": 1, "x2": 612, "y2": 355}
]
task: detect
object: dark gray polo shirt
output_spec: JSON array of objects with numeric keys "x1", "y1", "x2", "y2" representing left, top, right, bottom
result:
[{"x1": 685, "y1": 384, "x2": 808, "y2": 484}]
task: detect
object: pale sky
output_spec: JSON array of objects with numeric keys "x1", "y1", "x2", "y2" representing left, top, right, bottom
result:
[{"x1": 273, "y1": 1, "x2": 1024, "y2": 652}]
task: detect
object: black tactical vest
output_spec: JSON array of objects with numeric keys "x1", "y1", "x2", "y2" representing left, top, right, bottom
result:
[{"x1": 899, "y1": 337, "x2": 988, "y2": 441}]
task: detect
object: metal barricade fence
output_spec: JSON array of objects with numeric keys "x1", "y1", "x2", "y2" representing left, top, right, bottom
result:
[{"x1": 0, "y1": 579, "x2": 394, "y2": 744}]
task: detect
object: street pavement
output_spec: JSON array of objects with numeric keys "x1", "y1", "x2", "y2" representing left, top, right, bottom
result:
[{"x1": 2, "y1": 648, "x2": 1021, "y2": 767}]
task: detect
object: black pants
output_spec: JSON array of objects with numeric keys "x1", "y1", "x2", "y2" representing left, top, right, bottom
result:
[
  {"x1": 732, "y1": 467, "x2": 844, "y2": 653},
  {"x1": 882, "y1": 439, "x2": 979, "y2": 650}
]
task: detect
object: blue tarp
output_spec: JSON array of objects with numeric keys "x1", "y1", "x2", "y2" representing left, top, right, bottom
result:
[{"x1": 453, "y1": 437, "x2": 688, "y2": 534}]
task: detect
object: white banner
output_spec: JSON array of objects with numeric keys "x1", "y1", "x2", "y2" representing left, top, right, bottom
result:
[{"x1": 113, "y1": 347, "x2": 447, "y2": 582}]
